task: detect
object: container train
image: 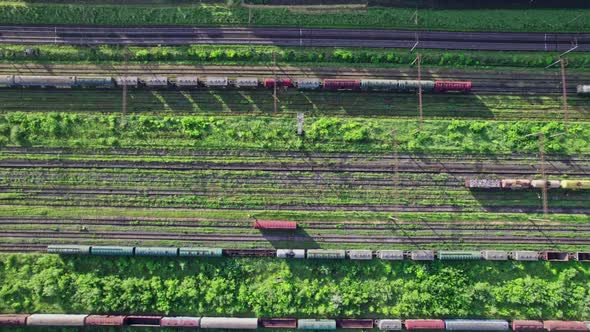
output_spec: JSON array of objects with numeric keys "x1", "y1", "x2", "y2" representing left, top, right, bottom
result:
[
  {"x1": 47, "y1": 245, "x2": 590, "y2": 262},
  {"x1": 2, "y1": 315, "x2": 590, "y2": 331},
  {"x1": 465, "y1": 178, "x2": 590, "y2": 190},
  {"x1": 0, "y1": 75, "x2": 472, "y2": 93}
]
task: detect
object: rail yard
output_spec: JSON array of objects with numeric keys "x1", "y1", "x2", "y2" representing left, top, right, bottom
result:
[{"x1": 0, "y1": 0, "x2": 589, "y2": 329}]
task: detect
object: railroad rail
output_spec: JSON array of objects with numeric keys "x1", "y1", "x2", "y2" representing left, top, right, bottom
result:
[{"x1": 0, "y1": 26, "x2": 587, "y2": 51}]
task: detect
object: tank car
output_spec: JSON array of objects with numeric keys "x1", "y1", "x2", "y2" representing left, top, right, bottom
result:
[
  {"x1": 296, "y1": 78, "x2": 322, "y2": 90},
  {"x1": 178, "y1": 247, "x2": 222, "y2": 257},
  {"x1": 276, "y1": 249, "x2": 305, "y2": 258},
  {"x1": 531, "y1": 180, "x2": 561, "y2": 189},
  {"x1": 297, "y1": 319, "x2": 337, "y2": 330},
  {"x1": 323, "y1": 79, "x2": 361, "y2": 91},
  {"x1": 260, "y1": 318, "x2": 297, "y2": 328},
  {"x1": 175, "y1": 76, "x2": 199, "y2": 88},
  {"x1": 434, "y1": 81, "x2": 472, "y2": 93},
  {"x1": 377, "y1": 250, "x2": 404, "y2": 260},
  {"x1": 561, "y1": 180, "x2": 590, "y2": 190},
  {"x1": 444, "y1": 319, "x2": 509, "y2": 331},
  {"x1": 336, "y1": 319, "x2": 374, "y2": 329},
  {"x1": 160, "y1": 317, "x2": 201, "y2": 327},
  {"x1": 404, "y1": 319, "x2": 445, "y2": 330},
  {"x1": 47, "y1": 244, "x2": 91, "y2": 255},
  {"x1": 234, "y1": 77, "x2": 259, "y2": 88},
  {"x1": 205, "y1": 77, "x2": 228, "y2": 88},
  {"x1": 134, "y1": 246, "x2": 178, "y2": 257},
  {"x1": 0, "y1": 315, "x2": 29, "y2": 326},
  {"x1": 360, "y1": 79, "x2": 399, "y2": 91},
  {"x1": 200, "y1": 317, "x2": 258, "y2": 329},
  {"x1": 0, "y1": 75, "x2": 14, "y2": 87},
  {"x1": 481, "y1": 251, "x2": 509, "y2": 261},
  {"x1": 264, "y1": 78, "x2": 293, "y2": 88},
  {"x1": 85, "y1": 315, "x2": 126, "y2": 326},
  {"x1": 14, "y1": 75, "x2": 76, "y2": 88},
  {"x1": 512, "y1": 320, "x2": 544, "y2": 331},
  {"x1": 377, "y1": 319, "x2": 402, "y2": 330},
  {"x1": 90, "y1": 246, "x2": 134, "y2": 256},
  {"x1": 577, "y1": 85, "x2": 590, "y2": 96},
  {"x1": 75, "y1": 76, "x2": 114, "y2": 88},
  {"x1": 410, "y1": 250, "x2": 435, "y2": 261},
  {"x1": 306, "y1": 249, "x2": 346, "y2": 259},
  {"x1": 400, "y1": 80, "x2": 435, "y2": 92},
  {"x1": 27, "y1": 314, "x2": 87, "y2": 326},
  {"x1": 501, "y1": 179, "x2": 532, "y2": 189},
  {"x1": 543, "y1": 321, "x2": 588, "y2": 332}
]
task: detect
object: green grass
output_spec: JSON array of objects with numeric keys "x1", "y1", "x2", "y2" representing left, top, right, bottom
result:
[{"x1": 0, "y1": 2, "x2": 588, "y2": 32}]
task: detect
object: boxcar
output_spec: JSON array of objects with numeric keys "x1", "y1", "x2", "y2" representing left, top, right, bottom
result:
[
  {"x1": 260, "y1": 318, "x2": 297, "y2": 328},
  {"x1": 296, "y1": 78, "x2": 322, "y2": 90},
  {"x1": 336, "y1": 319, "x2": 374, "y2": 329},
  {"x1": 531, "y1": 180, "x2": 561, "y2": 189},
  {"x1": 90, "y1": 246, "x2": 134, "y2": 256},
  {"x1": 464, "y1": 179, "x2": 502, "y2": 189},
  {"x1": 178, "y1": 247, "x2": 222, "y2": 257},
  {"x1": 134, "y1": 246, "x2": 178, "y2": 257},
  {"x1": 438, "y1": 251, "x2": 481, "y2": 260},
  {"x1": 206, "y1": 76, "x2": 228, "y2": 87},
  {"x1": 175, "y1": 76, "x2": 199, "y2": 87},
  {"x1": 482, "y1": 251, "x2": 509, "y2": 261},
  {"x1": 142, "y1": 76, "x2": 168, "y2": 87},
  {"x1": 160, "y1": 317, "x2": 201, "y2": 327},
  {"x1": 84, "y1": 315, "x2": 126, "y2": 326},
  {"x1": 235, "y1": 77, "x2": 259, "y2": 88},
  {"x1": 0, "y1": 314, "x2": 29, "y2": 326},
  {"x1": 377, "y1": 319, "x2": 402, "y2": 330},
  {"x1": 542, "y1": 251, "x2": 569, "y2": 261},
  {"x1": 434, "y1": 81, "x2": 472, "y2": 93},
  {"x1": 276, "y1": 249, "x2": 305, "y2": 259},
  {"x1": 574, "y1": 252, "x2": 590, "y2": 261},
  {"x1": 298, "y1": 319, "x2": 337, "y2": 330},
  {"x1": 253, "y1": 220, "x2": 297, "y2": 230},
  {"x1": 322, "y1": 79, "x2": 361, "y2": 91},
  {"x1": 115, "y1": 76, "x2": 139, "y2": 87},
  {"x1": 347, "y1": 250, "x2": 373, "y2": 260},
  {"x1": 0, "y1": 75, "x2": 14, "y2": 87},
  {"x1": 377, "y1": 250, "x2": 404, "y2": 260},
  {"x1": 75, "y1": 76, "x2": 114, "y2": 88},
  {"x1": 577, "y1": 85, "x2": 590, "y2": 95},
  {"x1": 544, "y1": 321, "x2": 588, "y2": 332},
  {"x1": 444, "y1": 319, "x2": 509, "y2": 331},
  {"x1": 200, "y1": 317, "x2": 258, "y2": 329},
  {"x1": 27, "y1": 314, "x2": 87, "y2": 326},
  {"x1": 561, "y1": 180, "x2": 590, "y2": 190},
  {"x1": 512, "y1": 251, "x2": 539, "y2": 261},
  {"x1": 512, "y1": 320, "x2": 544, "y2": 331},
  {"x1": 124, "y1": 316, "x2": 161, "y2": 326},
  {"x1": 14, "y1": 75, "x2": 76, "y2": 88},
  {"x1": 263, "y1": 78, "x2": 293, "y2": 88},
  {"x1": 306, "y1": 249, "x2": 346, "y2": 259},
  {"x1": 410, "y1": 250, "x2": 435, "y2": 261},
  {"x1": 47, "y1": 244, "x2": 91, "y2": 255},
  {"x1": 501, "y1": 179, "x2": 532, "y2": 190},
  {"x1": 404, "y1": 319, "x2": 445, "y2": 330},
  {"x1": 360, "y1": 79, "x2": 399, "y2": 91}
]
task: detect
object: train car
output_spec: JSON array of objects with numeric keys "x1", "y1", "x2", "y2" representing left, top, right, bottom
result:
[
  {"x1": 124, "y1": 316, "x2": 161, "y2": 326},
  {"x1": 234, "y1": 77, "x2": 259, "y2": 88},
  {"x1": 577, "y1": 85, "x2": 590, "y2": 96},
  {"x1": 501, "y1": 179, "x2": 532, "y2": 190},
  {"x1": 200, "y1": 317, "x2": 258, "y2": 329},
  {"x1": 259, "y1": 318, "x2": 297, "y2": 328},
  {"x1": 27, "y1": 314, "x2": 87, "y2": 326},
  {"x1": 531, "y1": 180, "x2": 561, "y2": 189},
  {"x1": 542, "y1": 251, "x2": 569, "y2": 261},
  {"x1": 160, "y1": 317, "x2": 201, "y2": 327},
  {"x1": 134, "y1": 246, "x2": 179, "y2": 257},
  {"x1": 347, "y1": 250, "x2": 373, "y2": 260},
  {"x1": 0, "y1": 75, "x2": 14, "y2": 87},
  {"x1": 404, "y1": 319, "x2": 445, "y2": 330},
  {"x1": 306, "y1": 249, "x2": 346, "y2": 259},
  {"x1": 482, "y1": 251, "x2": 509, "y2": 261},
  {"x1": 434, "y1": 81, "x2": 472, "y2": 93},
  {"x1": 438, "y1": 251, "x2": 481, "y2": 260},
  {"x1": 175, "y1": 76, "x2": 199, "y2": 88},
  {"x1": 377, "y1": 319, "x2": 402, "y2": 330},
  {"x1": 14, "y1": 75, "x2": 76, "y2": 88},
  {"x1": 360, "y1": 79, "x2": 399, "y2": 91},
  {"x1": 295, "y1": 78, "x2": 322, "y2": 90},
  {"x1": 84, "y1": 315, "x2": 126, "y2": 326},
  {"x1": 115, "y1": 76, "x2": 139, "y2": 88},
  {"x1": 253, "y1": 220, "x2": 297, "y2": 230},
  {"x1": 512, "y1": 320, "x2": 544, "y2": 331},
  {"x1": 512, "y1": 251, "x2": 539, "y2": 261},
  {"x1": 142, "y1": 76, "x2": 169, "y2": 88},
  {"x1": 298, "y1": 319, "x2": 337, "y2": 330},
  {"x1": 377, "y1": 250, "x2": 404, "y2": 260},
  {"x1": 544, "y1": 321, "x2": 588, "y2": 332},
  {"x1": 444, "y1": 319, "x2": 509, "y2": 331},
  {"x1": 336, "y1": 319, "x2": 374, "y2": 329},
  {"x1": 205, "y1": 76, "x2": 228, "y2": 88},
  {"x1": 399, "y1": 80, "x2": 435, "y2": 92},
  {"x1": 263, "y1": 78, "x2": 293, "y2": 88},
  {"x1": 323, "y1": 79, "x2": 361, "y2": 91},
  {"x1": 410, "y1": 250, "x2": 435, "y2": 261},
  {"x1": 561, "y1": 180, "x2": 590, "y2": 190},
  {"x1": 90, "y1": 246, "x2": 134, "y2": 256},
  {"x1": 276, "y1": 249, "x2": 305, "y2": 258},
  {"x1": 47, "y1": 244, "x2": 91, "y2": 255},
  {"x1": 574, "y1": 252, "x2": 590, "y2": 261},
  {"x1": 178, "y1": 247, "x2": 223, "y2": 257},
  {"x1": 75, "y1": 76, "x2": 115, "y2": 88},
  {"x1": 464, "y1": 179, "x2": 502, "y2": 189},
  {"x1": 0, "y1": 314, "x2": 29, "y2": 326}
]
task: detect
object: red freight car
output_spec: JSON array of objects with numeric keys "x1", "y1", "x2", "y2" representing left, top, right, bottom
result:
[
  {"x1": 85, "y1": 315, "x2": 126, "y2": 326},
  {"x1": 260, "y1": 318, "x2": 297, "y2": 328},
  {"x1": 512, "y1": 320, "x2": 544, "y2": 331},
  {"x1": 160, "y1": 317, "x2": 200, "y2": 327},
  {"x1": 323, "y1": 79, "x2": 361, "y2": 91},
  {"x1": 263, "y1": 78, "x2": 293, "y2": 88},
  {"x1": 0, "y1": 314, "x2": 29, "y2": 326},
  {"x1": 434, "y1": 81, "x2": 472, "y2": 93},
  {"x1": 254, "y1": 220, "x2": 297, "y2": 230},
  {"x1": 336, "y1": 319, "x2": 374, "y2": 329},
  {"x1": 544, "y1": 321, "x2": 588, "y2": 332},
  {"x1": 405, "y1": 320, "x2": 446, "y2": 330}
]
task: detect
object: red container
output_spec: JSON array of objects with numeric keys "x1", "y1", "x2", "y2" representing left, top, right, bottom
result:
[
  {"x1": 405, "y1": 319, "x2": 445, "y2": 330},
  {"x1": 323, "y1": 79, "x2": 361, "y2": 90},
  {"x1": 160, "y1": 317, "x2": 200, "y2": 327},
  {"x1": 434, "y1": 81, "x2": 472, "y2": 92},
  {"x1": 512, "y1": 320, "x2": 544, "y2": 331},
  {"x1": 124, "y1": 316, "x2": 162, "y2": 326},
  {"x1": 254, "y1": 220, "x2": 297, "y2": 230},
  {"x1": 263, "y1": 78, "x2": 293, "y2": 88},
  {"x1": 544, "y1": 321, "x2": 588, "y2": 332},
  {"x1": 336, "y1": 319, "x2": 374, "y2": 329},
  {"x1": 0, "y1": 314, "x2": 29, "y2": 326},
  {"x1": 85, "y1": 315, "x2": 126, "y2": 326},
  {"x1": 260, "y1": 318, "x2": 297, "y2": 328}
]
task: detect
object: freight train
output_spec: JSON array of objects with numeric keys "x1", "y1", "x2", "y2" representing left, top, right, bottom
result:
[
  {"x1": 47, "y1": 245, "x2": 590, "y2": 262},
  {"x1": 0, "y1": 75, "x2": 472, "y2": 92},
  {"x1": 1, "y1": 315, "x2": 590, "y2": 331},
  {"x1": 465, "y1": 178, "x2": 590, "y2": 190}
]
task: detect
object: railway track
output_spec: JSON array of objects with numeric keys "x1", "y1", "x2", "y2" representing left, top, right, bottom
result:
[{"x1": 0, "y1": 26, "x2": 587, "y2": 51}]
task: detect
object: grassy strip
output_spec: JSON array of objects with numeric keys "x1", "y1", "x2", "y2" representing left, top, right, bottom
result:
[
  {"x1": 3, "y1": 44, "x2": 590, "y2": 69},
  {"x1": 1, "y1": 253, "x2": 589, "y2": 318},
  {"x1": 0, "y1": 2, "x2": 588, "y2": 32}
]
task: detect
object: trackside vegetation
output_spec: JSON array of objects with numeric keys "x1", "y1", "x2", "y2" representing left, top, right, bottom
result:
[
  {"x1": 0, "y1": 2, "x2": 588, "y2": 32},
  {"x1": 1, "y1": 254, "x2": 590, "y2": 319}
]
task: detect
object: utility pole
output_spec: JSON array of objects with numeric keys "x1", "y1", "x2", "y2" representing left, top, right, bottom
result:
[
  {"x1": 417, "y1": 53, "x2": 423, "y2": 129},
  {"x1": 273, "y1": 51, "x2": 277, "y2": 114},
  {"x1": 392, "y1": 129, "x2": 399, "y2": 205},
  {"x1": 560, "y1": 58, "x2": 569, "y2": 132},
  {"x1": 122, "y1": 48, "x2": 128, "y2": 118},
  {"x1": 538, "y1": 132, "x2": 549, "y2": 217}
]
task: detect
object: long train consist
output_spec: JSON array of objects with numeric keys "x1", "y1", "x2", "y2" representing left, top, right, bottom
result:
[
  {"x1": 0, "y1": 75, "x2": 472, "y2": 92},
  {"x1": 1, "y1": 315, "x2": 589, "y2": 331},
  {"x1": 48, "y1": 245, "x2": 590, "y2": 262},
  {"x1": 465, "y1": 179, "x2": 590, "y2": 190}
]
